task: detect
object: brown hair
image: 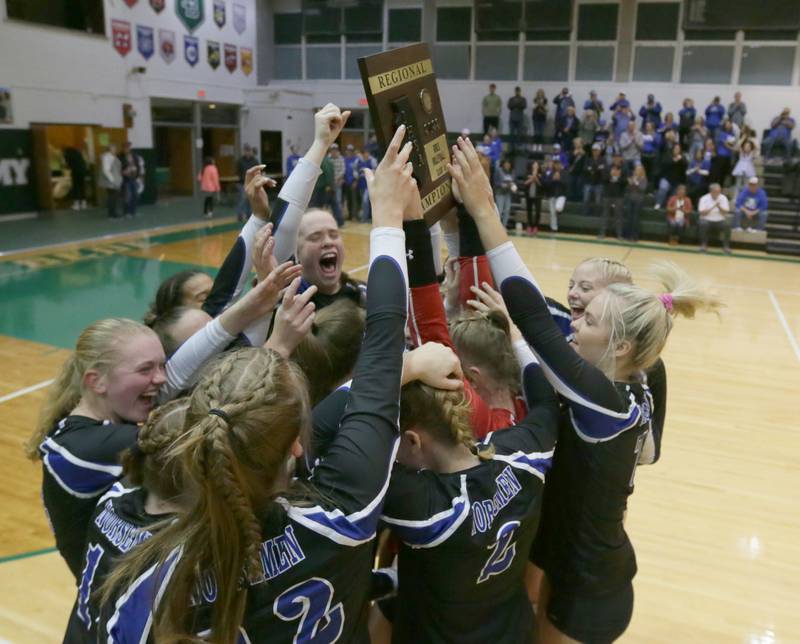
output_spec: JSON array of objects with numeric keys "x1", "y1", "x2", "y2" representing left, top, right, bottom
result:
[
  {"x1": 146, "y1": 306, "x2": 193, "y2": 357},
  {"x1": 292, "y1": 299, "x2": 366, "y2": 405},
  {"x1": 400, "y1": 382, "x2": 494, "y2": 460},
  {"x1": 144, "y1": 271, "x2": 207, "y2": 326},
  {"x1": 450, "y1": 309, "x2": 520, "y2": 395},
  {"x1": 26, "y1": 318, "x2": 153, "y2": 460},
  {"x1": 100, "y1": 347, "x2": 311, "y2": 643}
]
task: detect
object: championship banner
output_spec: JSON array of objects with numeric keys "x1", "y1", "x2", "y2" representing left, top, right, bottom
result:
[
  {"x1": 150, "y1": 0, "x2": 165, "y2": 13},
  {"x1": 184, "y1": 35, "x2": 200, "y2": 67},
  {"x1": 358, "y1": 43, "x2": 454, "y2": 225},
  {"x1": 177, "y1": 0, "x2": 205, "y2": 33},
  {"x1": 112, "y1": 20, "x2": 132, "y2": 57},
  {"x1": 137, "y1": 25, "x2": 155, "y2": 60},
  {"x1": 159, "y1": 29, "x2": 176, "y2": 63},
  {"x1": 224, "y1": 43, "x2": 237, "y2": 72},
  {"x1": 124, "y1": 0, "x2": 138, "y2": 7},
  {"x1": 233, "y1": 2, "x2": 246, "y2": 34},
  {"x1": 213, "y1": 0, "x2": 226, "y2": 28},
  {"x1": 208, "y1": 40, "x2": 221, "y2": 69},
  {"x1": 240, "y1": 47, "x2": 253, "y2": 76}
]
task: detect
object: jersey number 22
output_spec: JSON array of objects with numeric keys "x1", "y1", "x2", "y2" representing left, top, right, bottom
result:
[{"x1": 274, "y1": 577, "x2": 344, "y2": 642}]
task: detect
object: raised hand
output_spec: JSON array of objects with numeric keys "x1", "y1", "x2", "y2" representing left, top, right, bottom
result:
[
  {"x1": 447, "y1": 137, "x2": 496, "y2": 221},
  {"x1": 442, "y1": 256, "x2": 461, "y2": 316},
  {"x1": 265, "y1": 277, "x2": 317, "y2": 358},
  {"x1": 467, "y1": 281, "x2": 523, "y2": 344},
  {"x1": 244, "y1": 164, "x2": 276, "y2": 221},
  {"x1": 252, "y1": 223, "x2": 278, "y2": 283},
  {"x1": 364, "y1": 124, "x2": 418, "y2": 230},
  {"x1": 314, "y1": 103, "x2": 352, "y2": 150},
  {"x1": 402, "y1": 342, "x2": 464, "y2": 391}
]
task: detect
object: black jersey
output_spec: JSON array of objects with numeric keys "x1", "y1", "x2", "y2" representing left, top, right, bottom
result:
[
  {"x1": 39, "y1": 415, "x2": 138, "y2": 581},
  {"x1": 381, "y1": 360, "x2": 559, "y2": 644},
  {"x1": 97, "y1": 229, "x2": 409, "y2": 643},
  {"x1": 488, "y1": 242, "x2": 653, "y2": 597},
  {"x1": 64, "y1": 483, "x2": 167, "y2": 643}
]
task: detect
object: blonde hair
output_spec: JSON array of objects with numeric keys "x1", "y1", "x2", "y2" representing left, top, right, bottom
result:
[
  {"x1": 450, "y1": 310, "x2": 520, "y2": 395},
  {"x1": 400, "y1": 382, "x2": 494, "y2": 460},
  {"x1": 100, "y1": 347, "x2": 311, "y2": 644},
  {"x1": 26, "y1": 318, "x2": 152, "y2": 460},
  {"x1": 577, "y1": 257, "x2": 633, "y2": 288},
  {"x1": 597, "y1": 261, "x2": 723, "y2": 375}
]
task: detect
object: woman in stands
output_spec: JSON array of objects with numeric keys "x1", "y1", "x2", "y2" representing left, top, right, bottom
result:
[
  {"x1": 93, "y1": 125, "x2": 416, "y2": 643},
  {"x1": 449, "y1": 135, "x2": 722, "y2": 643}
]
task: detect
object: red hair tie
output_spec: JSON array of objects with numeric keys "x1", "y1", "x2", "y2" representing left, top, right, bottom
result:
[{"x1": 659, "y1": 293, "x2": 674, "y2": 312}]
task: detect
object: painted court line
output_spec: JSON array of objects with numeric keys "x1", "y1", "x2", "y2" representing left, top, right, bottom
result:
[
  {"x1": 347, "y1": 263, "x2": 369, "y2": 275},
  {"x1": 768, "y1": 290, "x2": 800, "y2": 363},
  {"x1": 0, "y1": 379, "x2": 54, "y2": 405}
]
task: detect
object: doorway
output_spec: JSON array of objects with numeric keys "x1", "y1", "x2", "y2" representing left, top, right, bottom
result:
[
  {"x1": 259, "y1": 130, "x2": 282, "y2": 177},
  {"x1": 153, "y1": 126, "x2": 194, "y2": 196}
]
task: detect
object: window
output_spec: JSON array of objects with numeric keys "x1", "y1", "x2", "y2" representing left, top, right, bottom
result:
[
  {"x1": 306, "y1": 46, "x2": 341, "y2": 79},
  {"x1": 577, "y1": 4, "x2": 618, "y2": 41},
  {"x1": 274, "y1": 13, "x2": 302, "y2": 45},
  {"x1": 346, "y1": 45, "x2": 382, "y2": 80},
  {"x1": 739, "y1": 46, "x2": 796, "y2": 86},
  {"x1": 680, "y1": 45, "x2": 734, "y2": 84},
  {"x1": 524, "y1": 0, "x2": 573, "y2": 31},
  {"x1": 744, "y1": 30, "x2": 799, "y2": 41},
  {"x1": 388, "y1": 8, "x2": 421, "y2": 43},
  {"x1": 475, "y1": 0, "x2": 522, "y2": 35},
  {"x1": 437, "y1": 6, "x2": 471, "y2": 42},
  {"x1": 344, "y1": 4, "x2": 382, "y2": 39},
  {"x1": 303, "y1": 4, "x2": 341, "y2": 36},
  {"x1": 524, "y1": 45, "x2": 570, "y2": 81},
  {"x1": 475, "y1": 45, "x2": 519, "y2": 80},
  {"x1": 201, "y1": 104, "x2": 239, "y2": 126},
  {"x1": 575, "y1": 45, "x2": 615, "y2": 81},
  {"x1": 432, "y1": 44, "x2": 471, "y2": 79},
  {"x1": 633, "y1": 46, "x2": 674, "y2": 82},
  {"x1": 273, "y1": 47, "x2": 302, "y2": 80},
  {"x1": 635, "y1": 3, "x2": 679, "y2": 41},
  {"x1": 6, "y1": 0, "x2": 105, "y2": 34}
]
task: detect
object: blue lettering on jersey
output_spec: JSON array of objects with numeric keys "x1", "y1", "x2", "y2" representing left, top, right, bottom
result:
[
  {"x1": 471, "y1": 466, "x2": 522, "y2": 535},
  {"x1": 93, "y1": 500, "x2": 153, "y2": 553},
  {"x1": 77, "y1": 543, "x2": 105, "y2": 628},
  {"x1": 255, "y1": 525, "x2": 306, "y2": 584}
]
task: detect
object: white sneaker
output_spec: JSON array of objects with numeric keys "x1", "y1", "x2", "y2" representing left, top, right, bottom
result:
[
  {"x1": 653, "y1": 204, "x2": 661, "y2": 210},
  {"x1": 733, "y1": 227, "x2": 743, "y2": 232}
]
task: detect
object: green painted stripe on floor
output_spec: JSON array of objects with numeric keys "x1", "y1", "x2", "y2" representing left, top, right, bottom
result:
[{"x1": 0, "y1": 546, "x2": 57, "y2": 564}]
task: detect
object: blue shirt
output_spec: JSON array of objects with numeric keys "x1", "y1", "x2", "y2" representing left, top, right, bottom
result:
[
  {"x1": 610, "y1": 98, "x2": 630, "y2": 111},
  {"x1": 716, "y1": 130, "x2": 737, "y2": 158},
  {"x1": 286, "y1": 154, "x2": 300, "y2": 176},
  {"x1": 355, "y1": 156, "x2": 376, "y2": 190},
  {"x1": 687, "y1": 158, "x2": 711, "y2": 186},
  {"x1": 639, "y1": 103, "x2": 663, "y2": 129},
  {"x1": 679, "y1": 107, "x2": 696, "y2": 127},
  {"x1": 612, "y1": 112, "x2": 631, "y2": 138},
  {"x1": 736, "y1": 187, "x2": 768, "y2": 213},
  {"x1": 705, "y1": 104, "x2": 725, "y2": 129},
  {"x1": 489, "y1": 137, "x2": 503, "y2": 165},
  {"x1": 344, "y1": 155, "x2": 358, "y2": 184}
]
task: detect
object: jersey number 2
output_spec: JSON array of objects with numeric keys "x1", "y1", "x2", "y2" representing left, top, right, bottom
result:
[
  {"x1": 274, "y1": 577, "x2": 344, "y2": 643},
  {"x1": 477, "y1": 521, "x2": 520, "y2": 584}
]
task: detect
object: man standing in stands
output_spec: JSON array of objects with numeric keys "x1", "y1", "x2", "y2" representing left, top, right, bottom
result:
[
  {"x1": 236, "y1": 144, "x2": 258, "y2": 222},
  {"x1": 763, "y1": 108, "x2": 796, "y2": 161},
  {"x1": 620, "y1": 120, "x2": 644, "y2": 174},
  {"x1": 639, "y1": 94, "x2": 663, "y2": 131},
  {"x1": 728, "y1": 92, "x2": 747, "y2": 130},
  {"x1": 119, "y1": 142, "x2": 142, "y2": 218},
  {"x1": 507, "y1": 86, "x2": 527, "y2": 153},
  {"x1": 482, "y1": 83, "x2": 502, "y2": 134},
  {"x1": 705, "y1": 97, "x2": 726, "y2": 140},
  {"x1": 583, "y1": 90, "x2": 603, "y2": 118},
  {"x1": 734, "y1": 176, "x2": 769, "y2": 232},
  {"x1": 553, "y1": 87, "x2": 575, "y2": 132}
]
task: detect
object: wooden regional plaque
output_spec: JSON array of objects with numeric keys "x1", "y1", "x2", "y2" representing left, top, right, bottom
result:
[{"x1": 358, "y1": 43, "x2": 454, "y2": 225}]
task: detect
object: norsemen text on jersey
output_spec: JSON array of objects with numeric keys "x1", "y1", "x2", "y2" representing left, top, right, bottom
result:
[{"x1": 368, "y1": 59, "x2": 434, "y2": 95}]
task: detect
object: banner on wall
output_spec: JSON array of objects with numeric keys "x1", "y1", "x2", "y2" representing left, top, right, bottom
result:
[
  {"x1": 208, "y1": 40, "x2": 221, "y2": 69},
  {"x1": 150, "y1": 0, "x2": 165, "y2": 13},
  {"x1": 112, "y1": 20, "x2": 132, "y2": 56},
  {"x1": 177, "y1": 0, "x2": 205, "y2": 33},
  {"x1": 0, "y1": 129, "x2": 37, "y2": 215},
  {"x1": 185, "y1": 35, "x2": 200, "y2": 66},
  {"x1": 137, "y1": 25, "x2": 155, "y2": 60},
  {"x1": 213, "y1": 0, "x2": 226, "y2": 28},
  {"x1": 233, "y1": 2, "x2": 246, "y2": 34},
  {"x1": 224, "y1": 43, "x2": 237, "y2": 72},
  {"x1": 124, "y1": 0, "x2": 138, "y2": 7},
  {"x1": 159, "y1": 29, "x2": 176, "y2": 63},
  {"x1": 240, "y1": 48, "x2": 252, "y2": 76}
]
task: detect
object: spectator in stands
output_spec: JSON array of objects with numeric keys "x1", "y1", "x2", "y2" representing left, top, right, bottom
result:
[
  {"x1": 666, "y1": 184, "x2": 692, "y2": 245},
  {"x1": 679, "y1": 98, "x2": 697, "y2": 148},
  {"x1": 524, "y1": 160, "x2": 542, "y2": 235},
  {"x1": 698, "y1": 182, "x2": 732, "y2": 253},
  {"x1": 489, "y1": 127, "x2": 503, "y2": 167},
  {"x1": 610, "y1": 92, "x2": 630, "y2": 112},
  {"x1": 712, "y1": 119, "x2": 737, "y2": 186},
  {"x1": 734, "y1": 176, "x2": 768, "y2": 232},
  {"x1": 355, "y1": 148, "x2": 376, "y2": 222},
  {"x1": 493, "y1": 158, "x2": 516, "y2": 228},
  {"x1": 552, "y1": 143, "x2": 569, "y2": 168},
  {"x1": 579, "y1": 110, "x2": 599, "y2": 152},
  {"x1": 703, "y1": 136, "x2": 716, "y2": 162},
  {"x1": 553, "y1": 87, "x2": 575, "y2": 131},
  {"x1": 732, "y1": 140, "x2": 757, "y2": 193},
  {"x1": 689, "y1": 115, "x2": 708, "y2": 159},
  {"x1": 507, "y1": 86, "x2": 528, "y2": 153},
  {"x1": 655, "y1": 142, "x2": 688, "y2": 209},
  {"x1": 620, "y1": 120, "x2": 644, "y2": 174},
  {"x1": 583, "y1": 90, "x2": 604, "y2": 118},
  {"x1": 236, "y1": 144, "x2": 258, "y2": 222},
  {"x1": 476, "y1": 134, "x2": 492, "y2": 157},
  {"x1": 728, "y1": 91, "x2": 747, "y2": 130},
  {"x1": 738, "y1": 125, "x2": 758, "y2": 152},
  {"x1": 625, "y1": 163, "x2": 648, "y2": 242},
  {"x1": 482, "y1": 83, "x2": 502, "y2": 134},
  {"x1": 569, "y1": 138, "x2": 587, "y2": 201},
  {"x1": 763, "y1": 108, "x2": 796, "y2": 161},
  {"x1": 605, "y1": 133, "x2": 621, "y2": 165},
  {"x1": 639, "y1": 94, "x2": 663, "y2": 131},
  {"x1": 343, "y1": 144, "x2": 359, "y2": 221},
  {"x1": 686, "y1": 148, "x2": 711, "y2": 206},
  {"x1": 595, "y1": 118, "x2": 610, "y2": 145},
  {"x1": 286, "y1": 145, "x2": 300, "y2": 176},
  {"x1": 583, "y1": 143, "x2": 606, "y2": 219},
  {"x1": 705, "y1": 96, "x2": 726, "y2": 140},
  {"x1": 330, "y1": 143, "x2": 346, "y2": 223},
  {"x1": 641, "y1": 122, "x2": 659, "y2": 190},
  {"x1": 600, "y1": 156, "x2": 627, "y2": 239},
  {"x1": 532, "y1": 89, "x2": 548, "y2": 143},
  {"x1": 557, "y1": 105, "x2": 579, "y2": 149},
  {"x1": 541, "y1": 157, "x2": 566, "y2": 231},
  {"x1": 611, "y1": 102, "x2": 633, "y2": 140},
  {"x1": 365, "y1": 133, "x2": 380, "y2": 158},
  {"x1": 659, "y1": 112, "x2": 678, "y2": 137}
]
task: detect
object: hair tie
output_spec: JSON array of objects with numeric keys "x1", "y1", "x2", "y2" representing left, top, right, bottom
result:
[
  {"x1": 208, "y1": 408, "x2": 231, "y2": 426},
  {"x1": 659, "y1": 293, "x2": 674, "y2": 312}
]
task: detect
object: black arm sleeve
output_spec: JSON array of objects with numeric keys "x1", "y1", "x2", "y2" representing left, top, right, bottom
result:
[
  {"x1": 642, "y1": 358, "x2": 667, "y2": 464},
  {"x1": 457, "y1": 205, "x2": 487, "y2": 258},
  {"x1": 202, "y1": 237, "x2": 248, "y2": 317},
  {"x1": 404, "y1": 219, "x2": 436, "y2": 288}
]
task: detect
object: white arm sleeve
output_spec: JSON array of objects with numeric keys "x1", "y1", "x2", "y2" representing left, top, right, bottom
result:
[{"x1": 273, "y1": 158, "x2": 322, "y2": 262}]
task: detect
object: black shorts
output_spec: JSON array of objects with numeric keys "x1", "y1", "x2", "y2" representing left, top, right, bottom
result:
[{"x1": 545, "y1": 581, "x2": 634, "y2": 644}]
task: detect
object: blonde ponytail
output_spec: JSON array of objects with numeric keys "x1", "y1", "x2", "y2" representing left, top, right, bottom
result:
[
  {"x1": 26, "y1": 318, "x2": 151, "y2": 460},
  {"x1": 649, "y1": 261, "x2": 724, "y2": 320}
]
